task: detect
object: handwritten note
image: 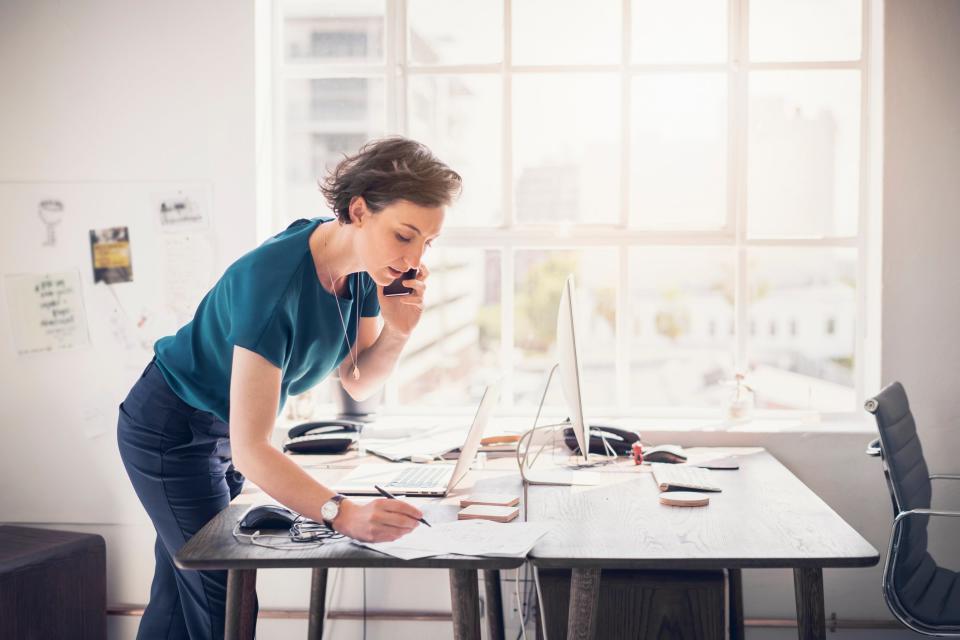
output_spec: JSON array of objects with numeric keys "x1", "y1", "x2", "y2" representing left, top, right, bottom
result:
[
  {"x1": 162, "y1": 233, "x2": 215, "y2": 323},
  {"x1": 4, "y1": 271, "x2": 90, "y2": 354}
]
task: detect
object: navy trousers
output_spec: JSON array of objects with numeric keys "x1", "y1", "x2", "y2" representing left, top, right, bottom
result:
[{"x1": 117, "y1": 359, "x2": 254, "y2": 639}]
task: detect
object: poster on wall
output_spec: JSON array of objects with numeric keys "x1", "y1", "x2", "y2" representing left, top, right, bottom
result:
[
  {"x1": 89, "y1": 226, "x2": 133, "y2": 284},
  {"x1": 153, "y1": 186, "x2": 211, "y2": 232},
  {"x1": 3, "y1": 271, "x2": 91, "y2": 355}
]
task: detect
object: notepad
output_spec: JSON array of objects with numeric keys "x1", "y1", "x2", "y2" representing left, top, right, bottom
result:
[
  {"x1": 458, "y1": 505, "x2": 519, "y2": 522},
  {"x1": 459, "y1": 494, "x2": 520, "y2": 508}
]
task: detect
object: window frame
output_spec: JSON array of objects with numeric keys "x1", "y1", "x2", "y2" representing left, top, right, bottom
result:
[{"x1": 263, "y1": 0, "x2": 881, "y2": 424}]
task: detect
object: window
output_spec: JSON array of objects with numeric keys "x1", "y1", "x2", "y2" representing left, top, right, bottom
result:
[{"x1": 268, "y1": 0, "x2": 876, "y2": 418}]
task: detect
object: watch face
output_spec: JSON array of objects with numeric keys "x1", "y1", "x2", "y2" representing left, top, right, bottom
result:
[{"x1": 320, "y1": 500, "x2": 339, "y2": 522}]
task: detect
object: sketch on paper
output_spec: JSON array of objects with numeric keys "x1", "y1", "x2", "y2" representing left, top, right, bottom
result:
[
  {"x1": 38, "y1": 199, "x2": 64, "y2": 247},
  {"x1": 4, "y1": 271, "x2": 91, "y2": 355},
  {"x1": 89, "y1": 226, "x2": 133, "y2": 284},
  {"x1": 155, "y1": 187, "x2": 210, "y2": 231}
]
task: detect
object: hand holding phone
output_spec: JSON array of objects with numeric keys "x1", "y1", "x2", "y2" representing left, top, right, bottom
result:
[{"x1": 383, "y1": 268, "x2": 418, "y2": 296}]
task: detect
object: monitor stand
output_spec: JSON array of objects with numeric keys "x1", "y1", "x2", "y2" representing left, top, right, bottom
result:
[{"x1": 517, "y1": 363, "x2": 609, "y2": 487}]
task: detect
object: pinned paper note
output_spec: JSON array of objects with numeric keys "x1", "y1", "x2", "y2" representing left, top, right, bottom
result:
[{"x1": 4, "y1": 271, "x2": 90, "y2": 355}]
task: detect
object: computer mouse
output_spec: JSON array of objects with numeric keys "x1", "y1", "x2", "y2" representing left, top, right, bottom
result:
[
  {"x1": 238, "y1": 505, "x2": 299, "y2": 531},
  {"x1": 643, "y1": 444, "x2": 687, "y2": 464}
]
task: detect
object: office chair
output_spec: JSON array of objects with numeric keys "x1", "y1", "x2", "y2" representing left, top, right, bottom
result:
[{"x1": 865, "y1": 382, "x2": 960, "y2": 636}]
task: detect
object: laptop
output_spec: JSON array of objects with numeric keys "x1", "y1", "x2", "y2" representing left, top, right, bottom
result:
[{"x1": 334, "y1": 383, "x2": 500, "y2": 496}]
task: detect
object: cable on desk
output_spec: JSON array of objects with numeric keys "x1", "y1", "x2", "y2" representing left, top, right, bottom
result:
[{"x1": 230, "y1": 515, "x2": 345, "y2": 550}]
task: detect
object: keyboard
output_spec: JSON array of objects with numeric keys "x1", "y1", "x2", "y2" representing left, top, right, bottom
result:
[
  {"x1": 651, "y1": 465, "x2": 722, "y2": 492},
  {"x1": 387, "y1": 465, "x2": 450, "y2": 490}
]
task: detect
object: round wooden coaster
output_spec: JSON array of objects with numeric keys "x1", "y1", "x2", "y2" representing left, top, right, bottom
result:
[{"x1": 659, "y1": 491, "x2": 710, "y2": 507}]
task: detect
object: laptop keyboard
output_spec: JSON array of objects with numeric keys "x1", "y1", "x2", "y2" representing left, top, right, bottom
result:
[{"x1": 387, "y1": 465, "x2": 449, "y2": 489}]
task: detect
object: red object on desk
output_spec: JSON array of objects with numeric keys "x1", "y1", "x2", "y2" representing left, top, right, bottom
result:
[{"x1": 631, "y1": 441, "x2": 643, "y2": 464}]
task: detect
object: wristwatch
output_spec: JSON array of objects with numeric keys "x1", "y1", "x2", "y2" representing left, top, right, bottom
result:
[{"x1": 320, "y1": 494, "x2": 346, "y2": 528}]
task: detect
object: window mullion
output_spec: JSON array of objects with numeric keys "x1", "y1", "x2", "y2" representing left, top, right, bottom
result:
[
  {"x1": 385, "y1": 0, "x2": 403, "y2": 134},
  {"x1": 616, "y1": 0, "x2": 631, "y2": 411},
  {"x1": 733, "y1": 0, "x2": 750, "y2": 376},
  {"x1": 854, "y1": 0, "x2": 872, "y2": 411},
  {"x1": 501, "y1": 0, "x2": 515, "y2": 409}
]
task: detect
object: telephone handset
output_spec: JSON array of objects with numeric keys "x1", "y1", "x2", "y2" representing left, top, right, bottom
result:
[{"x1": 283, "y1": 420, "x2": 363, "y2": 455}]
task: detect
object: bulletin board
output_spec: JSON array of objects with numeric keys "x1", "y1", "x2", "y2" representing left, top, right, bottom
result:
[{"x1": 0, "y1": 181, "x2": 218, "y2": 523}]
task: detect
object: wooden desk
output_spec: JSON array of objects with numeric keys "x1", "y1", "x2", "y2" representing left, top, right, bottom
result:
[
  {"x1": 175, "y1": 455, "x2": 525, "y2": 640},
  {"x1": 524, "y1": 449, "x2": 880, "y2": 640}
]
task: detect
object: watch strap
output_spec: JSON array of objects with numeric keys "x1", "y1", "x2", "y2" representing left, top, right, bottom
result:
[{"x1": 322, "y1": 494, "x2": 346, "y2": 527}]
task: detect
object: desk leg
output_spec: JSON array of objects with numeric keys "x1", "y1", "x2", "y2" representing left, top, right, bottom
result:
[
  {"x1": 449, "y1": 569, "x2": 481, "y2": 640},
  {"x1": 566, "y1": 568, "x2": 600, "y2": 640},
  {"x1": 308, "y1": 568, "x2": 328, "y2": 640},
  {"x1": 793, "y1": 567, "x2": 826, "y2": 640},
  {"x1": 482, "y1": 570, "x2": 505, "y2": 640},
  {"x1": 728, "y1": 568, "x2": 745, "y2": 640},
  {"x1": 225, "y1": 568, "x2": 257, "y2": 640}
]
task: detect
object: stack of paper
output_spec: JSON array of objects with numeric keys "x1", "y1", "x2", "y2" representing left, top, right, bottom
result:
[{"x1": 355, "y1": 519, "x2": 552, "y2": 560}]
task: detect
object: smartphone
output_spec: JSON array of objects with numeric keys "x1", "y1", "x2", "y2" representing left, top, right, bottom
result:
[{"x1": 383, "y1": 268, "x2": 418, "y2": 296}]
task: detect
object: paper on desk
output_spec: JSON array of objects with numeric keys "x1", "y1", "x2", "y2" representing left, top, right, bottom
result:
[
  {"x1": 355, "y1": 519, "x2": 553, "y2": 560},
  {"x1": 365, "y1": 425, "x2": 469, "y2": 461}
]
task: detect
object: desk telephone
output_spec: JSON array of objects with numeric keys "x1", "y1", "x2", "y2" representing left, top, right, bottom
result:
[
  {"x1": 282, "y1": 420, "x2": 363, "y2": 455},
  {"x1": 563, "y1": 424, "x2": 641, "y2": 456}
]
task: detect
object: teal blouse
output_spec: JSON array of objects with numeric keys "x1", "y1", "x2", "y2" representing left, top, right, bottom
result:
[{"x1": 154, "y1": 217, "x2": 380, "y2": 422}]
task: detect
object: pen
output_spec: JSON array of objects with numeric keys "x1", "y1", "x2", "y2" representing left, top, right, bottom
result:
[{"x1": 373, "y1": 484, "x2": 432, "y2": 527}]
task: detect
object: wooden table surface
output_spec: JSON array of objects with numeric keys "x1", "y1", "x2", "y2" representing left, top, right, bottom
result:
[{"x1": 525, "y1": 449, "x2": 879, "y2": 569}]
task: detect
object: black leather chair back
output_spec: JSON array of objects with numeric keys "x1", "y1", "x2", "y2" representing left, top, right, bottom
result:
[{"x1": 866, "y1": 382, "x2": 949, "y2": 627}]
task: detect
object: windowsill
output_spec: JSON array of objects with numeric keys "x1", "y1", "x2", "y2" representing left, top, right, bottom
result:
[{"x1": 275, "y1": 408, "x2": 877, "y2": 435}]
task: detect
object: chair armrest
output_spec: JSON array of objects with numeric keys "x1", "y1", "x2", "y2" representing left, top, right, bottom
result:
[
  {"x1": 894, "y1": 508, "x2": 960, "y2": 525},
  {"x1": 929, "y1": 474, "x2": 960, "y2": 481},
  {"x1": 865, "y1": 437, "x2": 882, "y2": 457}
]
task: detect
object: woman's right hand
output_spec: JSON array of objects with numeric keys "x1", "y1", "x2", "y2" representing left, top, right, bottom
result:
[{"x1": 332, "y1": 498, "x2": 423, "y2": 542}]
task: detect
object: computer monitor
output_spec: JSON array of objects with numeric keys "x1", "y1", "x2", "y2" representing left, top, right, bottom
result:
[{"x1": 557, "y1": 274, "x2": 589, "y2": 463}]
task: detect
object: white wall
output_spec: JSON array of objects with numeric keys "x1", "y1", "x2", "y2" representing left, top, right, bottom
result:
[{"x1": 1, "y1": 1, "x2": 958, "y2": 639}]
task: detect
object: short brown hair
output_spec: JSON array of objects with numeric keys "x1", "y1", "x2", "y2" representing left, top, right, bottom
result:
[{"x1": 320, "y1": 137, "x2": 462, "y2": 224}]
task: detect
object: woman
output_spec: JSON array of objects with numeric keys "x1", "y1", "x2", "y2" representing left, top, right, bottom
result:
[{"x1": 117, "y1": 137, "x2": 461, "y2": 639}]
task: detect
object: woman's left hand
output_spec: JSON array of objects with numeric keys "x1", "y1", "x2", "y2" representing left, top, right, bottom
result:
[{"x1": 378, "y1": 263, "x2": 429, "y2": 338}]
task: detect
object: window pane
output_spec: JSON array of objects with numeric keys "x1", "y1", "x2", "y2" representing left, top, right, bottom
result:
[
  {"x1": 284, "y1": 1, "x2": 385, "y2": 64},
  {"x1": 632, "y1": 0, "x2": 726, "y2": 63},
  {"x1": 747, "y1": 70, "x2": 860, "y2": 238},
  {"x1": 629, "y1": 248, "x2": 735, "y2": 407},
  {"x1": 284, "y1": 78, "x2": 385, "y2": 222},
  {"x1": 630, "y1": 74, "x2": 727, "y2": 229},
  {"x1": 407, "y1": 75, "x2": 502, "y2": 227},
  {"x1": 512, "y1": 0, "x2": 621, "y2": 65},
  {"x1": 395, "y1": 249, "x2": 501, "y2": 407},
  {"x1": 513, "y1": 250, "x2": 618, "y2": 408},
  {"x1": 747, "y1": 248, "x2": 856, "y2": 412},
  {"x1": 750, "y1": 0, "x2": 861, "y2": 62},
  {"x1": 407, "y1": 0, "x2": 502, "y2": 65},
  {"x1": 513, "y1": 75, "x2": 620, "y2": 224}
]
